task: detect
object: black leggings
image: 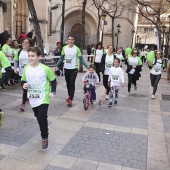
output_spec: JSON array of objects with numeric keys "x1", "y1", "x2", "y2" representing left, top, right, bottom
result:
[
  {"x1": 150, "y1": 73, "x2": 161, "y2": 95},
  {"x1": 22, "y1": 88, "x2": 27, "y2": 104},
  {"x1": 103, "y1": 75, "x2": 110, "y2": 95},
  {"x1": 0, "y1": 66, "x2": 13, "y2": 86},
  {"x1": 128, "y1": 73, "x2": 136, "y2": 92},
  {"x1": 64, "y1": 69, "x2": 78, "y2": 100},
  {"x1": 94, "y1": 62, "x2": 101, "y2": 82},
  {"x1": 32, "y1": 104, "x2": 49, "y2": 139}
]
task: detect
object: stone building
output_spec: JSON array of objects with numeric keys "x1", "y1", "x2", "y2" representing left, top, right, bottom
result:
[{"x1": 0, "y1": 0, "x2": 135, "y2": 51}]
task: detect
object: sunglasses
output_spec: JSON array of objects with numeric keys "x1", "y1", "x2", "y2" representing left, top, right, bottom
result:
[
  {"x1": 133, "y1": 52, "x2": 138, "y2": 54},
  {"x1": 68, "y1": 39, "x2": 74, "y2": 40},
  {"x1": 156, "y1": 53, "x2": 161, "y2": 55}
]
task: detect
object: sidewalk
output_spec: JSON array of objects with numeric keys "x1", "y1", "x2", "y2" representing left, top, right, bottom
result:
[{"x1": 0, "y1": 64, "x2": 170, "y2": 170}]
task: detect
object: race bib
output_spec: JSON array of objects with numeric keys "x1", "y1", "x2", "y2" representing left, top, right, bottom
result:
[
  {"x1": 153, "y1": 66, "x2": 161, "y2": 73},
  {"x1": 112, "y1": 75, "x2": 119, "y2": 81},
  {"x1": 27, "y1": 89, "x2": 42, "y2": 99},
  {"x1": 19, "y1": 58, "x2": 29, "y2": 69},
  {"x1": 106, "y1": 63, "x2": 112, "y2": 68},
  {"x1": 65, "y1": 55, "x2": 73, "y2": 64}
]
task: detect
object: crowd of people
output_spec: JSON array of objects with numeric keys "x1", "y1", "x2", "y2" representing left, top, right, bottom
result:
[{"x1": 0, "y1": 30, "x2": 168, "y2": 150}]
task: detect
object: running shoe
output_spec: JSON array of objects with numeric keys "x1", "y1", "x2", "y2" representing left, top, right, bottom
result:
[
  {"x1": 151, "y1": 94, "x2": 155, "y2": 99},
  {"x1": 127, "y1": 92, "x2": 131, "y2": 96},
  {"x1": 20, "y1": 104, "x2": 25, "y2": 112},
  {"x1": 108, "y1": 102, "x2": 112, "y2": 107},
  {"x1": 0, "y1": 112, "x2": 5, "y2": 127},
  {"x1": 114, "y1": 100, "x2": 117, "y2": 106},
  {"x1": 105, "y1": 95, "x2": 109, "y2": 100},
  {"x1": 66, "y1": 96, "x2": 70, "y2": 102},
  {"x1": 42, "y1": 138, "x2": 48, "y2": 150},
  {"x1": 68, "y1": 99, "x2": 72, "y2": 106}
]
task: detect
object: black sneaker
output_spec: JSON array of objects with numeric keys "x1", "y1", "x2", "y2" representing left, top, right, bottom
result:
[
  {"x1": 42, "y1": 138, "x2": 48, "y2": 150},
  {"x1": 1, "y1": 85, "x2": 6, "y2": 90},
  {"x1": 114, "y1": 100, "x2": 117, "y2": 106},
  {"x1": 108, "y1": 102, "x2": 112, "y2": 107}
]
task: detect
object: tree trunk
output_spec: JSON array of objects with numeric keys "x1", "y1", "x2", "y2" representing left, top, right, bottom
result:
[
  {"x1": 61, "y1": 0, "x2": 65, "y2": 46},
  {"x1": 97, "y1": 10, "x2": 101, "y2": 42},
  {"x1": 27, "y1": 0, "x2": 44, "y2": 63},
  {"x1": 112, "y1": 17, "x2": 115, "y2": 47},
  {"x1": 79, "y1": 0, "x2": 87, "y2": 72}
]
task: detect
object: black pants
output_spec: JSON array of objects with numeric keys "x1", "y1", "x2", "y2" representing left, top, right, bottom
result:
[
  {"x1": 142, "y1": 56, "x2": 146, "y2": 63},
  {"x1": 103, "y1": 75, "x2": 110, "y2": 95},
  {"x1": 128, "y1": 73, "x2": 136, "y2": 92},
  {"x1": 0, "y1": 66, "x2": 13, "y2": 86},
  {"x1": 64, "y1": 69, "x2": 78, "y2": 100},
  {"x1": 32, "y1": 104, "x2": 49, "y2": 139},
  {"x1": 22, "y1": 89, "x2": 27, "y2": 104},
  {"x1": 87, "y1": 52, "x2": 91, "y2": 61},
  {"x1": 150, "y1": 73, "x2": 161, "y2": 95},
  {"x1": 94, "y1": 62, "x2": 101, "y2": 82}
]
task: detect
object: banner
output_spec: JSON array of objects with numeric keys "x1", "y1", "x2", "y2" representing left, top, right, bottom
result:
[{"x1": 154, "y1": 28, "x2": 160, "y2": 50}]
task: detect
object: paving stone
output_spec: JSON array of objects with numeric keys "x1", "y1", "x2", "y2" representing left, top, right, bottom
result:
[
  {"x1": 45, "y1": 165, "x2": 69, "y2": 170},
  {"x1": 162, "y1": 115, "x2": 170, "y2": 133},
  {"x1": 89, "y1": 107, "x2": 148, "y2": 129},
  {"x1": 0, "y1": 114, "x2": 39, "y2": 147},
  {"x1": 160, "y1": 100, "x2": 170, "y2": 112},
  {"x1": 59, "y1": 127, "x2": 147, "y2": 169},
  {"x1": 0, "y1": 154, "x2": 5, "y2": 161}
]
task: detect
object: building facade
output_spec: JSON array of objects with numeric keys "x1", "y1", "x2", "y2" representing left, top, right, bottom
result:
[{"x1": 0, "y1": 0, "x2": 135, "y2": 51}]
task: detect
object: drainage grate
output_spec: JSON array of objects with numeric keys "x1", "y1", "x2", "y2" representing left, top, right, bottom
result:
[{"x1": 161, "y1": 94, "x2": 170, "y2": 101}]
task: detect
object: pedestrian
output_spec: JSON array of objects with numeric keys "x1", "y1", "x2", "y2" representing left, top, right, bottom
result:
[
  {"x1": 114, "y1": 47, "x2": 124, "y2": 67},
  {"x1": 108, "y1": 58, "x2": 124, "y2": 107},
  {"x1": 1, "y1": 36, "x2": 15, "y2": 85},
  {"x1": 56, "y1": 34, "x2": 88, "y2": 106},
  {"x1": 90, "y1": 44, "x2": 95, "y2": 63},
  {"x1": 149, "y1": 50, "x2": 165, "y2": 99},
  {"x1": 125, "y1": 49, "x2": 142, "y2": 96},
  {"x1": 18, "y1": 32, "x2": 27, "y2": 44},
  {"x1": 82, "y1": 64, "x2": 99, "y2": 104},
  {"x1": 0, "y1": 28, "x2": 11, "y2": 47},
  {"x1": 87, "y1": 43, "x2": 91, "y2": 61},
  {"x1": 93, "y1": 42, "x2": 106, "y2": 82},
  {"x1": 21, "y1": 47, "x2": 57, "y2": 149},
  {"x1": 26, "y1": 29, "x2": 34, "y2": 39},
  {"x1": 0, "y1": 51, "x2": 13, "y2": 126},
  {"x1": 141, "y1": 47, "x2": 147, "y2": 64},
  {"x1": 14, "y1": 38, "x2": 33, "y2": 111},
  {"x1": 99, "y1": 45, "x2": 114, "y2": 100}
]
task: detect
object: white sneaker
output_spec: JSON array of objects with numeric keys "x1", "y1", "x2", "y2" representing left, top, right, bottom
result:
[
  {"x1": 127, "y1": 92, "x2": 131, "y2": 96},
  {"x1": 93, "y1": 100, "x2": 97, "y2": 104},
  {"x1": 105, "y1": 95, "x2": 109, "y2": 100},
  {"x1": 151, "y1": 94, "x2": 155, "y2": 99},
  {"x1": 134, "y1": 85, "x2": 137, "y2": 90}
]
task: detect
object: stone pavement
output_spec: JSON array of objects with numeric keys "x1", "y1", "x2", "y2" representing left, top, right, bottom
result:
[{"x1": 0, "y1": 64, "x2": 170, "y2": 170}]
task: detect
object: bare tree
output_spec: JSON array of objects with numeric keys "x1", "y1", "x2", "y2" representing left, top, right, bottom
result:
[
  {"x1": 130, "y1": 0, "x2": 170, "y2": 50},
  {"x1": 27, "y1": 0, "x2": 44, "y2": 61},
  {"x1": 92, "y1": 0, "x2": 129, "y2": 47}
]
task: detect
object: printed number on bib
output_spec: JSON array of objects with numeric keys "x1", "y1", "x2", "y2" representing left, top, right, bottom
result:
[
  {"x1": 65, "y1": 55, "x2": 73, "y2": 64},
  {"x1": 112, "y1": 75, "x2": 119, "y2": 81},
  {"x1": 154, "y1": 66, "x2": 161, "y2": 73},
  {"x1": 28, "y1": 89, "x2": 42, "y2": 99}
]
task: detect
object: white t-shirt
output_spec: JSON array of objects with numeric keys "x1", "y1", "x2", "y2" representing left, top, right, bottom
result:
[
  {"x1": 18, "y1": 50, "x2": 29, "y2": 76},
  {"x1": 104, "y1": 54, "x2": 114, "y2": 75},
  {"x1": 150, "y1": 59, "x2": 162, "y2": 75},
  {"x1": 108, "y1": 67, "x2": 124, "y2": 87},
  {"x1": 128, "y1": 57, "x2": 138, "y2": 74},
  {"x1": 114, "y1": 53, "x2": 124, "y2": 66},
  {"x1": 95, "y1": 49, "x2": 103, "y2": 63},
  {"x1": 62, "y1": 45, "x2": 82, "y2": 69}
]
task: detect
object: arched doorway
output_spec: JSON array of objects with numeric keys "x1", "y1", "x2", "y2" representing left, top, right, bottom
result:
[{"x1": 71, "y1": 23, "x2": 83, "y2": 48}]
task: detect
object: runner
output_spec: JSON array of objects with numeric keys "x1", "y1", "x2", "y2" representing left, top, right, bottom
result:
[
  {"x1": 14, "y1": 38, "x2": 32, "y2": 111},
  {"x1": 99, "y1": 45, "x2": 114, "y2": 100},
  {"x1": 125, "y1": 49, "x2": 142, "y2": 96},
  {"x1": 114, "y1": 47, "x2": 124, "y2": 67},
  {"x1": 0, "y1": 51, "x2": 13, "y2": 126},
  {"x1": 56, "y1": 34, "x2": 88, "y2": 106},
  {"x1": 21, "y1": 47, "x2": 57, "y2": 149}
]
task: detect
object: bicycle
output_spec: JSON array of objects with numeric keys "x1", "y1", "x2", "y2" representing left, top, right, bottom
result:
[{"x1": 83, "y1": 80, "x2": 101, "y2": 110}]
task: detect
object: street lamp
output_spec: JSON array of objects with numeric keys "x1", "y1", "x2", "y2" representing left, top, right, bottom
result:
[
  {"x1": 137, "y1": 35, "x2": 139, "y2": 44},
  {"x1": 99, "y1": 12, "x2": 107, "y2": 43},
  {"x1": 131, "y1": 29, "x2": 135, "y2": 48},
  {"x1": 115, "y1": 24, "x2": 121, "y2": 48}
]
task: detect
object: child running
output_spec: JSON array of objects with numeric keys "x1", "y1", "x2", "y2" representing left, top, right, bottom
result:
[
  {"x1": 108, "y1": 58, "x2": 124, "y2": 107},
  {"x1": 21, "y1": 47, "x2": 57, "y2": 149},
  {"x1": 82, "y1": 64, "x2": 99, "y2": 103}
]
